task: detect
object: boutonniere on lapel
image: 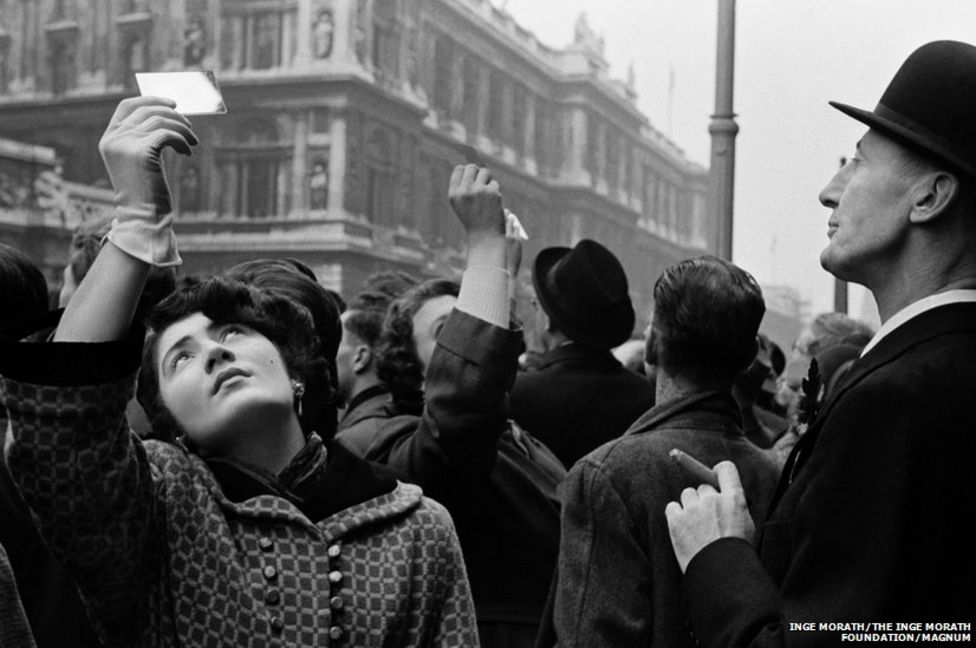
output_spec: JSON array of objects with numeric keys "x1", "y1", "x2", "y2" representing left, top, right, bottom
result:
[{"x1": 796, "y1": 357, "x2": 823, "y2": 434}]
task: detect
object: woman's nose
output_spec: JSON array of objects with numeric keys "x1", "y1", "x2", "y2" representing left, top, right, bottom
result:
[{"x1": 204, "y1": 343, "x2": 235, "y2": 373}]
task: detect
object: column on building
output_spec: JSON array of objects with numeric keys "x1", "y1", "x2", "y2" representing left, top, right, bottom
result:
[
  {"x1": 328, "y1": 113, "x2": 347, "y2": 217},
  {"x1": 292, "y1": 111, "x2": 309, "y2": 216},
  {"x1": 295, "y1": 0, "x2": 312, "y2": 65},
  {"x1": 331, "y1": 0, "x2": 353, "y2": 63},
  {"x1": 220, "y1": 163, "x2": 239, "y2": 218},
  {"x1": 568, "y1": 107, "x2": 588, "y2": 185},
  {"x1": 524, "y1": 92, "x2": 537, "y2": 171},
  {"x1": 474, "y1": 63, "x2": 489, "y2": 148}
]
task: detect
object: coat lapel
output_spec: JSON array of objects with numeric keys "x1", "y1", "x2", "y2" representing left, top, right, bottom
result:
[{"x1": 782, "y1": 302, "x2": 976, "y2": 489}]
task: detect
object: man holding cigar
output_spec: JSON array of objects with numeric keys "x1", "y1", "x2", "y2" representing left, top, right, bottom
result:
[
  {"x1": 541, "y1": 256, "x2": 778, "y2": 648},
  {"x1": 666, "y1": 41, "x2": 976, "y2": 645}
]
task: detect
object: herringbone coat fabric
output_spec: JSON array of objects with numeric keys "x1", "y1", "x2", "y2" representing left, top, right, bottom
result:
[
  {"x1": 0, "y1": 340, "x2": 479, "y2": 648},
  {"x1": 0, "y1": 542, "x2": 36, "y2": 648}
]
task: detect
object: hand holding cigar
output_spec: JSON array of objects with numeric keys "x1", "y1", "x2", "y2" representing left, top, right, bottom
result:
[{"x1": 669, "y1": 449, "x2": 720, "y2": 489}]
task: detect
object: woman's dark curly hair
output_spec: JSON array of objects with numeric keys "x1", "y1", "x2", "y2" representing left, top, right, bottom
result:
[
  {"x1": 136, "y1": 276, "x2": 329, "y2": 445},
  {"x1": 375, "y1": 278, "x2": 459, "y2": 393},
  {"x1": 224, "y1": 258, "x2": 341, "y2": 440}
]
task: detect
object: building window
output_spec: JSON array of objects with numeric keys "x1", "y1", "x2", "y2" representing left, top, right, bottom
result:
[
  {"x1": 372, "y1": 0, "x2": 397, "y2": 85},
  {"x1": 487, "y1": 71, "x2": 504, "y2": 141},
  {"x1": 309, "y1": 156, "x2": 329, "y2": 211},
  {"x1": 121, "y1": 34, "x2": 148, "y2": 88},
  {"x1": 51, "y1": 0, "x2": 73, "y2": 22},
  {"x1": 534, "y1": 100, "x2": 549, "y2": 174},
  {"x1": 511, "y1": 84, "x2": 527, "y2": 155},
  {"x1": 432, "y1": 35, "x2": 452, "y2": 115},
  {"x1": 364, "y1": 129, "x2": 395, "y2": 228},
  {"x1": 0, "y1": 40, "x2": 9, "y2": 95},
  {"x1": 462, "y1": 56, "x2": 479, "y2": 135},
  {"x1": 217, "y1": 118, "x2": 289, "y2": 218},
  {"x1": 310, "y1": 108, "x2": 330, "y2": 134},
  {"x1": 606, "y1": 130, "x2": 620, "y2": 190},
  {"x1": 178, "y1": 165, "x2": 201, "y2": 213},
  {"x1": 220, "y1": 6, "x2": 297, "y2": 71},
  {"x1": 49, "y1": 39, "x2": 75, "y2": 96}
]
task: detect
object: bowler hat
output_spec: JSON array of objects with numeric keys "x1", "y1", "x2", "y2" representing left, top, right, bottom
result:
[
  {"x1": 830, "y1": 40, "x2": 976, "y2": 178},
  {"x1": 533, "y1": 239, "x2": 635, "y2": 349}
]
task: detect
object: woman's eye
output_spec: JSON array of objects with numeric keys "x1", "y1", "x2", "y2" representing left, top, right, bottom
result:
[
  {"x1": 222, "y1": 326, "x2": 243, "y2": 341},
  {"x1": 171, "y1": 351, "x2": 191, "y2": 370}
]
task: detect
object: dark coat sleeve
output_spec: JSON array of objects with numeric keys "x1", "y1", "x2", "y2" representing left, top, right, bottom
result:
[
  {"x1": 365, "y1": 309, "x2": 522, "y2": 502},
  {"x1": 0, "y1": 332, "x2": 166, "y2": 644}
]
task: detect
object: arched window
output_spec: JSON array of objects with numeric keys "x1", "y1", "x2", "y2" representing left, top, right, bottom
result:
[
  {"x1": 364, "y1": 129, "x2": 395, "y2": 228},
  {"x1": 216, "y1": 118, "x2": 290, "y2": 218}
]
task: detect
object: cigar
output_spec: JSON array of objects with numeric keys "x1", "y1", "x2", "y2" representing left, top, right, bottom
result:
[{"x1": 669, "y1": 449, "x2": 720, "y2": 489}]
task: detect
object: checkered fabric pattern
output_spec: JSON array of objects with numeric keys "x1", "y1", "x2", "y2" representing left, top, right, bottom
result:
[{"x1": 1, "y1": 373, "x2": 479, "y2": 648}]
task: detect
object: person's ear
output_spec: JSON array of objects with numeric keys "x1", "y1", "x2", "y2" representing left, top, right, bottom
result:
[
  {"x1": 351, "y1": 345, "x2": 372, "y2": 374},
  {"x1": 909, "y1": 171, "x2": 960, "y2": 224}
]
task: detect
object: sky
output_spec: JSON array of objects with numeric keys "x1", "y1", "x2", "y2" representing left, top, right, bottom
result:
[{"x1": 502, "y1": 0, "x2": 976, "y2": 322}]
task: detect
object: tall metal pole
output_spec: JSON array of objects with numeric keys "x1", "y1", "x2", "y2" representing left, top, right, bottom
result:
[{"x1": 709, "y1": 0, "x2": 738, "y2": 260}]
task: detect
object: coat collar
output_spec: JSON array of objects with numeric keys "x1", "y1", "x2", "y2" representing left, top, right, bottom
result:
[
  {"x1": 187, "y1": 433, "x2": 399, "y2": 531},
  {"x1": 814, "y1": 301, "x2": 976, "y2": 429},
  {"x1": 625, "y1": 390, "x2": 742, "y2": 436},
  {"x1": 339, "y1": 384, "x2": 393, "y2": 428},
  {"x1": 536, "y1": 342, "x2": 620, "y2": 370}
]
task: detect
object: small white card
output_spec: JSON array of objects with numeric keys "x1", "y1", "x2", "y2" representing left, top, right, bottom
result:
[
  {"x1": 505, "y1": 209, "x2": 529, "y2": 241},
  {"x1": 135, "y1": 71, "x2": 227, "y2": 115}
]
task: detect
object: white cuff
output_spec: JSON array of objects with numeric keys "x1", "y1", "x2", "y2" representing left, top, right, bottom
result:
[
  {"x1": 105, "y1": 207, "x2": 181, "y2": 267},
  {"x1": 457, "y1": 265, "x2": 510, "y2": 329}
]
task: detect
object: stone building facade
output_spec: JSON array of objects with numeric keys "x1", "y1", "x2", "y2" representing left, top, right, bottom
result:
[{"x1": 0, "y1": 0, "x2": 710, "y2": 328}]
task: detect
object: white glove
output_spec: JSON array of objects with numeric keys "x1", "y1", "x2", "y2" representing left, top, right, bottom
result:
[{"x1": 99, "y1": 96, "x2": 198, "y2": 266}]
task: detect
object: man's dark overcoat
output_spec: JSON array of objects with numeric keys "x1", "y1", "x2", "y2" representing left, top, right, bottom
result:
[
  {"x1": 684, "y1": 302, "x2": 976, "y2": 647},
  {"x1": 510, "y1": 343, "x2": 655, "y2": 468}
]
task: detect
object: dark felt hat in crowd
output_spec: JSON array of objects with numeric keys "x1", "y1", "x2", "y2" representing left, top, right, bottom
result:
[
  {"x1": 533, "y1": 239, "x2": 635, "y2": 349},
  {"x1": 830, "y1": 40, "x2": 976, "y2": 179}
]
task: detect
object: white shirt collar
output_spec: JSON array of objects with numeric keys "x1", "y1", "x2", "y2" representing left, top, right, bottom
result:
[{"x1": 860, "y1": 289, "x2": 976, "y2": 357}]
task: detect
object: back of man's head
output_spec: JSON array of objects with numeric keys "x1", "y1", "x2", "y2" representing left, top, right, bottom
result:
[
  {"x1": 652, "y1": 256, "x2": 765, "y2": 387},
  {"x1": 0, "y1": 243, "x2": 49, "y2": 330}
]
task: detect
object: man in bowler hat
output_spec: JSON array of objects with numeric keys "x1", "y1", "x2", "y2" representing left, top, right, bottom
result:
[
  {"x1": 666, "y1": 41, "x2": 976, "y2": 645},
  {"x1": 510, "y1": 240, "x2": 655, "y2": 468}
]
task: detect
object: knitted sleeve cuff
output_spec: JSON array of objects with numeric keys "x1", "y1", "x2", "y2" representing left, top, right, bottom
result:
[{"x1": 456, "y1": 265, "x2": 510, "y2": 329}]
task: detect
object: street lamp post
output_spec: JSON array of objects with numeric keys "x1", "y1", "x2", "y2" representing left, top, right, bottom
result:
[{"x1": 709, "y1": 0, "x2": 738, "y2": 261}]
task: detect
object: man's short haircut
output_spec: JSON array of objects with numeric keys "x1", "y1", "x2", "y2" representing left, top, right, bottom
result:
[
  {"x1": 800, "y1": 312, "x2": 875, "y2": 357},
  {"x1": 137, "y1": 276, "x2": 328, "y2": 444},
  {"x1": 652, "y1": 256, "x2": 765, "y2": 385},
  {"x1": 0, "y1": 243, "x2": 49, "y2": 329},
  {"x1": 342, "y1": 270, "x2": 420, "y2": 349},
  {"x1": 375, "y1": 278, "x2": 459, "y2": 393}
]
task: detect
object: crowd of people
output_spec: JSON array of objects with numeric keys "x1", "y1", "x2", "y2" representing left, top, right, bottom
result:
[{"x1": 1, "y1": 39, "x2": 974, "y2": 648}]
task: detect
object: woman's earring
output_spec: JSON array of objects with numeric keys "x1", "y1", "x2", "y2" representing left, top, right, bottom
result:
[{"x1": 292, "y1": 380, "x2": 306, "y2": 418}]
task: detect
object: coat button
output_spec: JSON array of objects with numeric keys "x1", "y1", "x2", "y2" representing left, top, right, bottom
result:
[
  {"x1": 327, "y1": 544, "x2": 341, "y2": 558},
  {"x1": 270, "y1": 616, "x2": 284, "y2": 633},
  {"x1": 328, "y1": 570, "x2": 342, "y2": 584},
  {"x1": 258, "y1": 537, "x2": 274, "y2": 551},
  {"x1": 330, "y1": 595, "x2": 343, "y2": 610},
  {"x1": 265, "y1": 589, "x2": 280, "y2": 605},
  {"x1": 262, "y1": 565, "x2": 277, "y2": 580},
  {"x1": 329, "y1": 626, "x2": 343, "y2": 640}
]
